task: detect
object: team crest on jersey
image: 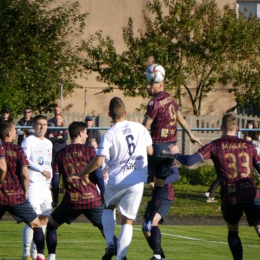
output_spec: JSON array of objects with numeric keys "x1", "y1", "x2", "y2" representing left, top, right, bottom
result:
[
  {"x1": 38, "y1": 157, "x2": 44, "y2": 166},
  {"x1": 148, "y1": 101, "x2": 154, "y2": 106}
]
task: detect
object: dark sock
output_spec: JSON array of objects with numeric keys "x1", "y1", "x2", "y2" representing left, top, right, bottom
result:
[
  {"x1": 113, "y1": 235, "x2": 118, "y2": 255},
  {"x1": 147, "y1": 186, "x2": 164, "y2": 222},
  {"x1": 160, "y1": 247, "x2": 165, "y2": 258},
  {"x1": 146, "y1": 226, "x2": 162, "y2": 255},
  {"x1": 46, "y1": 223, "x2": 57, "y2": 254},
  {"x1": 33, "y1": 227, "x2": 45, "y2": 255},
  {"x1": 228, "y1": 231, "x2": 242, "y2": 260}
]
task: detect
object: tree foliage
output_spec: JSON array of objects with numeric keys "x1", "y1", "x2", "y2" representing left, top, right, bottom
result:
[
  {"x1": 82, "y1": 0, "x2": 260, "y2": 116},
  {"x1": 0, "y1": 0, "x2": 88, "y2": 116}
]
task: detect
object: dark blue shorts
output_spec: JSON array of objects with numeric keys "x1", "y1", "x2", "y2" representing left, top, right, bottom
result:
[
  {"x1": 0, "y1": 200, "x2": 37, "y2": 224},
  {"x1": 51, "y1": 200, "x2": 103, "y2": 229},
  {"x1": 143, "y1": 199, "x2": 173, "y2": 224},
  {"x1": 221, "y1": 199, "x2": 260, "y2": 226},
  {"x1": 148, "y1": 142, "x2": 176, "y2": 180}
]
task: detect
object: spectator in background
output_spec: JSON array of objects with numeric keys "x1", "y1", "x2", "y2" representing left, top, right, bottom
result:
[
  {"x1": 16, "y1": 107, "x2": 34, "y2": 146},
  {"x1": 0, "y1": 108, "x2": 13, "y2": 122},
  {"x1": 85, "y1": 116, "x2": 101, "y2": 146},
  {"x1": 48, "y1": 114, "x2": 68, "y2": 163},
  {"x1": 244, "y1": 120, "x2": 260, "y2": 154},
  {"x1": 48, "y1": 106, "x2": 68, "y2": 126}
]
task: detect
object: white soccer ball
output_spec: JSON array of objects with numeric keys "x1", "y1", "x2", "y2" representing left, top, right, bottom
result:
[{"x1": 146, "y1": 64, "x2": 165, "y2": 83}]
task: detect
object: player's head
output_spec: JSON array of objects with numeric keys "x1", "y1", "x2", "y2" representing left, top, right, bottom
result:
[
  {"x1": 32, "y1": 115, "x2": 48, "y2": 138},
  {"x1": 108, "y1": 97, "x2": 126, "y2": 120},
  {"x1": 0, "y1": 121, "x2": 16, "y2": 141},
  {"x1": 221, "y1": 113, "x2": 238, "y2": 132},
  {"x1": 68, "y1": 121, "x2": 88, "y2": 143},
  {"x1": 146, "y1": 64, "x2": 165, "y2": 96}
]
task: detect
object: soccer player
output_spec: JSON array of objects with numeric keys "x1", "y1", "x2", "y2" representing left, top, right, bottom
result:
[
  {"x1": 142, "y1": 64, "x2": 203, "y2": 236},
  {"x1": 0, "y1": 121, "x2": 46, "y2": 260},
  {"x1": 21, "y1": 115, "x2": 53, "y2": 260},
  {"x1": 170, "y1": 113, "x2": 260, "y2": 260},
  {"x1": 143, "y1": 169, "x2": 179, "y2": 260},
  {"x1": 46, "y1": 121, "x2": 118, "y2": 260},
  {"x1": 68, "y1": 97, "x2": 153, "y2": 260}
]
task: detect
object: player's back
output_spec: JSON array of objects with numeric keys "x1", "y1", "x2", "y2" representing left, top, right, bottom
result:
[
  {"x1": 54, "y1": 143, "x2": 101, "y2": 209},
  {"x1": 145, "y1": 91, "x2": 180, "y2": 143},
  {"x1": 205, "y1": 135, "x2": 260, "y2": 203},
  {"x1": 0, "y1": 142, "x2": 28, "y2": 205},
  {"x1": 98, "y1": 120, "x2": 152, "y2": 185}
]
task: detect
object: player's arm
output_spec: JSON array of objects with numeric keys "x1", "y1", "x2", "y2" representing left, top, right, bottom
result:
[
  {"x1": 147, "y1": 145, "x2": 153, "y2": 156},
  {"x1": 51, "y1": 172, "x2": 60, "y2": 207},
  {"x1": 68, "y1": 155, "x2": 104, "y2": 181},
  {"x1": 21, "y1": 166, "x2": 29, "y2": 199},
  {"x1": 0, "y1": 158, "x2": 7, "y2": 183},
  {"x1": 165, "y1": 166, "x2": 180, "y2": 184},
  {"x1": 142, "y1": 116, "x2": 153, "y2": 130},
  {"x1": 177, "y1": 111, "x2": 203, "y2": 146}
]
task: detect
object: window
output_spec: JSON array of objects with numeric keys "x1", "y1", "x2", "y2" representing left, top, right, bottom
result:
[{"x1": 237, "y1": 1, "x2": 260, "y2": 18}]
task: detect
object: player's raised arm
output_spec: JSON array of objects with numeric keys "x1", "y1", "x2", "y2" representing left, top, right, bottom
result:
[
  {"x1": 177, "y1": 111, "x2": 203, "y2": 147},
  {"x1": 21, "y1": 166, "x2": 29, "y2": 199}
]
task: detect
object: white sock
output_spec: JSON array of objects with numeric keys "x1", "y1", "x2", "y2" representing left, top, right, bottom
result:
[
  {"x1": 48, "y1": 253, "x2": 56, "y2": 260},
  {"x1": 31, "y1": 225, "x2": 47, "y2": 259},
  {"x1": 22, "y1": 224, "x2": 33, "y2": 257},
  {"x1": 116, "y1": 224, "x2": 133, "y2": 260},
  {"x1": 153, "y1": 254, "x2": 161, "y2": 259},
  {"x1": 102, "y1": 209, "x2": 116, "y2": 247}
]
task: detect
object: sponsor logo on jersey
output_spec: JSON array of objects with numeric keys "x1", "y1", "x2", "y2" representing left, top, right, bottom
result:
[{"x1": 38, "y1": 157, "x2": 44, "y2": 166}]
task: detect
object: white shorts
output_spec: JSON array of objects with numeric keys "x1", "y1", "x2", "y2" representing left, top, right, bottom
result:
[
  {"x1": 104, "y1": 182, "x2": 144, "y2": 220},
  {"x1": 28, "y1": 185, "x2": 52, "y2": 216}
]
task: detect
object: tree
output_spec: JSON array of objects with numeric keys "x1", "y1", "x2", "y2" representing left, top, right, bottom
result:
[
  {"x1": 0, "y1": 0, "x2": 88, "y2": 116},
  {"x1": 82, "y1": 0, "x2": 260, "y2": 116}
]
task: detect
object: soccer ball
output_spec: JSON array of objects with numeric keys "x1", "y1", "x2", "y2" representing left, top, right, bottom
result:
[{"x1": 146, "y1": 64, "x2": 165, "y2": 83}]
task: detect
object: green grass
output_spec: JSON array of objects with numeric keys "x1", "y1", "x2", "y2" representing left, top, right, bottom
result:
[{"x1": 0, "y1": 221, "x2": 259, "y2": 260}]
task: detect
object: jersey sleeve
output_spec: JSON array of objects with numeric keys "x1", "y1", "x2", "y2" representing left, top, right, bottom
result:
[
  {"x1": 0, "y1": 146, "x2": 5, "y2": 159},
  {"x1": 197, "y1": 142, "x2": 215, "y2": 160},
  {"x1": 144, "y1": 99, "x2": 159, "y2": 120},
  {"x1": 96, "y1": 132, "x2": 112, "y2": 158}
]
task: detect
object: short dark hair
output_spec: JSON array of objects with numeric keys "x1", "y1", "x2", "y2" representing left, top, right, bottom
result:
[
  {"x1": 109, "y1": 97, "x2": 125, "y2": 120},
  {"x1": 0, "y1": 121, "x2": 14, "y2": 140},
  {"x1": 32, "y1": 115, "x2": 47, "y2": 124},
  {"x1": 68, "y1": 121, "x2": 87, "y2": 139},
  {"x1": 222, "y1": 113, "x2": 237, "y2": 132}
]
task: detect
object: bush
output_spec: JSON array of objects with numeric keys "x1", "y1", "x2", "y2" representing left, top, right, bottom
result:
[{"x1": 177, "y1": 165, "x2": 217, "y2": 185}]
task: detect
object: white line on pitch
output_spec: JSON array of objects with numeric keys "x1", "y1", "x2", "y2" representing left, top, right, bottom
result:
[{"x1": 132, "y1": 227, "x2": 260, "y2": 248}]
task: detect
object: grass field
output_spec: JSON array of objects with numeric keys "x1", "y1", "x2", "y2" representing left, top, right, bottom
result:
[{"x1": 0, "y1": 221, "x2": 259, "y2": 260}]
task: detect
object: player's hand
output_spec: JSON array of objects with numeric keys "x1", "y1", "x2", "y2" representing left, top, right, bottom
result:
[
  {"x1": 168, "y1": 144, "x2": 179, "y2": 155},
  {"x1": 42, "y1": 170, "x2": 51, "y2": 179},
  {"x1": 52, "y1": 201, "x2": 58, "y2": 208},
  {"x1": 190, "y1": 135, "x2": 203, "y2": 147},
  {"x1": 148, "y1": 182, "x2": 155, "y2": 190},
  {"x1": 246, "y1": 136, "x2": 252, "y2": 141},
  {"x1": 67, "y1": 174, "x2": 81, "y2": 183}
]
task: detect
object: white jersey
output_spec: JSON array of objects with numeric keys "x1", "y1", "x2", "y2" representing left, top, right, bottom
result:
[
  {"x1": 21, "y1": 135, "x2": 53, "y2": 187},
  {"x1": 97, "y1": 120, "x2": 152, "y2": 185}
]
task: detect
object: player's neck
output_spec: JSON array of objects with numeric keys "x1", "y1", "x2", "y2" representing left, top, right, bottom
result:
[
  {"x1": 2, "y1": 139, "x2": 12, "y2": 143},
  {"x1": 113, "y1": 118, "x2": 125, "y2": 124},
  {"x1": 223, "y1": 131, "x2": 237, "y2": 137},
  {"x1": 71, "y1": 138, "x2": 83, "y2": 145}
]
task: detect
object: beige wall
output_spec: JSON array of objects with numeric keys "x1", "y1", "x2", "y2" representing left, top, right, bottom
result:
[{"x1": 56, "y1": 0, "x2": 236, "y2": 116}]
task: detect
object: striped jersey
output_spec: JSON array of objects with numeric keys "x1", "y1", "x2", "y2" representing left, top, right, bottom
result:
[
  {"x1": 53, "y1": 144, "x2": 102, "y2": 209},
  {"x1": 197, "y1": 135, "x2": 260, "y2": 203},
  {"x1": 145, "y1": 91, "x2": 180, "y2": 143},
  {"x1": 0, "y1": 142, "x2": 29, "y2": 206}
]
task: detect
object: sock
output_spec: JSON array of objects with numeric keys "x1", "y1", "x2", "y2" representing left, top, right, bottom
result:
[
  {"x1": 228, "y1": 231, "x2": 242, "y2": 260},
  {"x1": 147, "y1": 186, "x2": 164, "y2": 222},
  {"x1": 161, "y1": 247, "x2": 165, "y2": 258},
  {"x1": 102, "y1": 209, "x2": 116, "y2": 247},
  {"x1": 33, "y1": 227, "x2": 45, "y2": 255},
  {"x1": 48, "y1": 253, "x2": 56, "y2": 260},
  {"x1": 152, "y1": 255, "x2": 161, "y2": 259},
  {"x1": 116, "y1": 224, "x2": 133, "y2": 260},
  {"x1": 46, "y1": 223, "x2": 57, "y2": 254},
  {"x1": 149, "y1": 226, "x2": 162, "y2": 255},
  {"x1": 31, "y1": 224, "x2": 47, "y2": 259},
  {"x1": 22, "y1": 224, "x2": 34, "y2": 257}
]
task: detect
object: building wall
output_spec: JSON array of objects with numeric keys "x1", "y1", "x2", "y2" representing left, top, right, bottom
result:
[{"x1": 55, "y1": 0, "x2": 236, "y2": 116}]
